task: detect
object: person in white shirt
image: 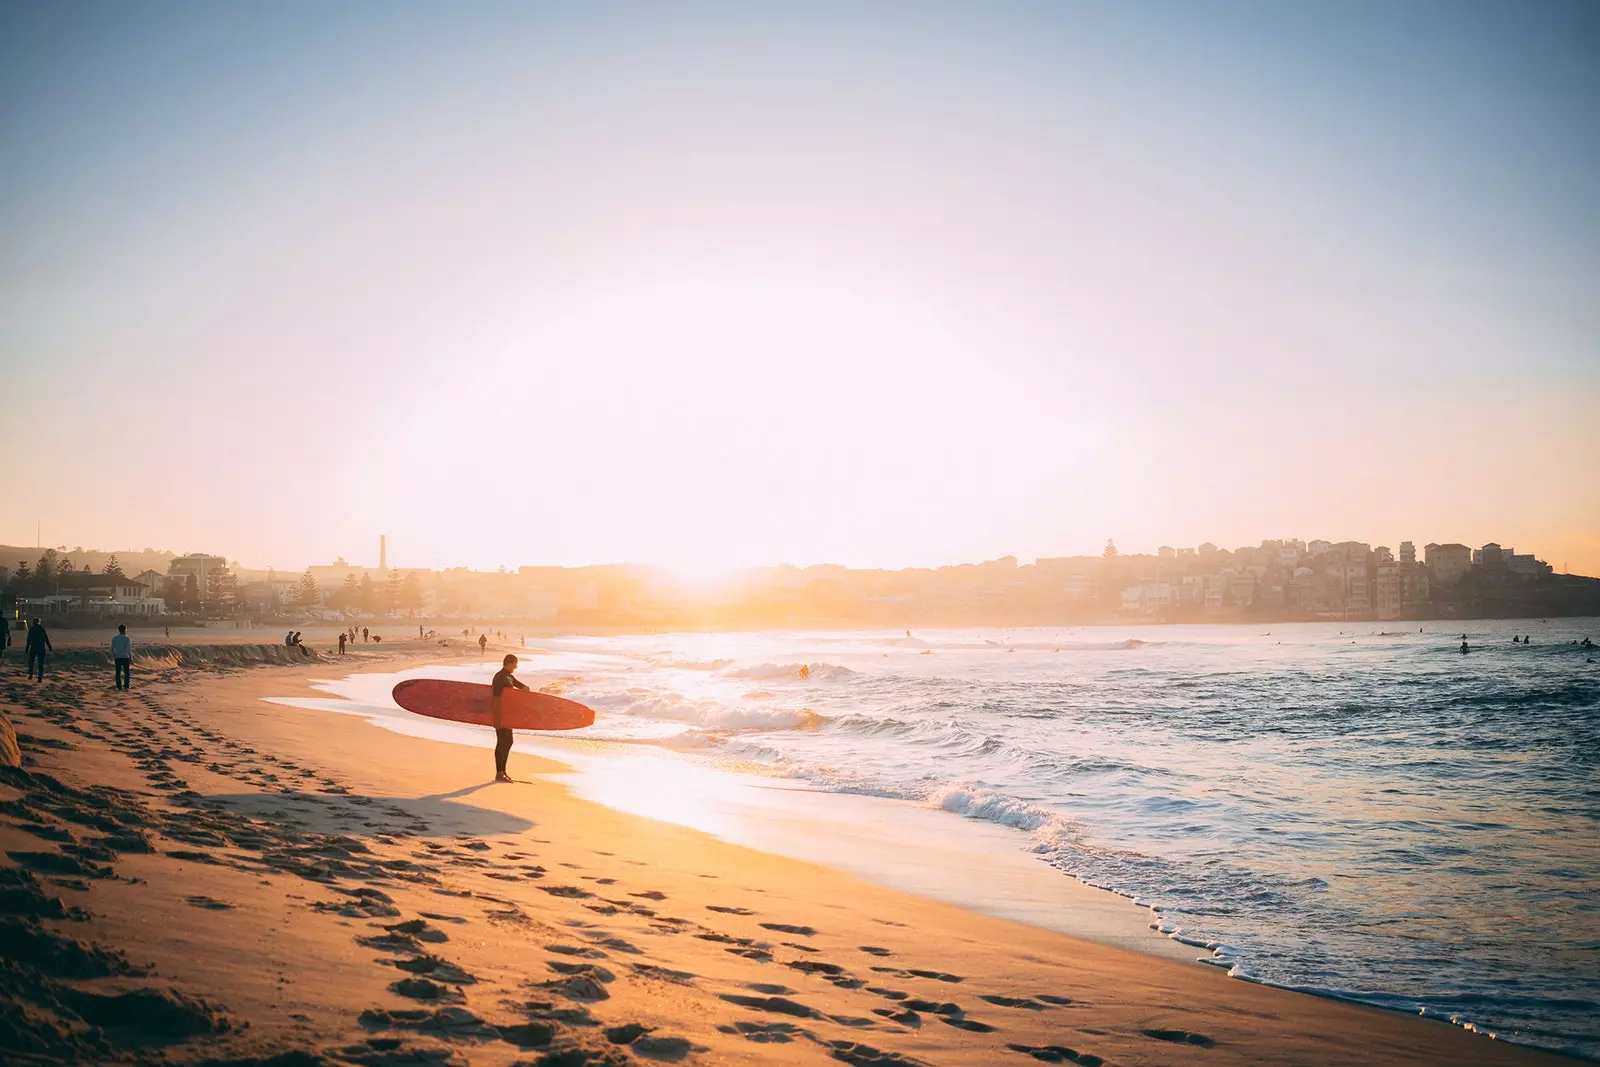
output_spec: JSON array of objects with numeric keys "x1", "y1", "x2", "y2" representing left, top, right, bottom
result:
[{"x1": 111, "y1": 624, "x2": 133, "y2": 690}]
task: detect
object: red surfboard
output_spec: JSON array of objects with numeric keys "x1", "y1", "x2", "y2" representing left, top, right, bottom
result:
[{"x1": 392, "y1": 679, "x2": 595, "y2": 731}]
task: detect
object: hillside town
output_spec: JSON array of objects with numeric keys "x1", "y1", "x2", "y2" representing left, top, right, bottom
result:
[{"x1": 2, "y1": 535, "x2": 1594, "y2": 628}]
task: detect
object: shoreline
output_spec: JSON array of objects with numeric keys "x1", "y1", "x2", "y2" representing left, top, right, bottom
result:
[
  {"x1": 268, "y1": 661, "x2": 1202, "y2": 965},
  {"x1": 0, "y1": 645, "x2": 1582, "y2": 1064}
]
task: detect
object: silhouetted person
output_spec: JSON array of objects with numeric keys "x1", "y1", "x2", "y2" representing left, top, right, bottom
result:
[
  {"x1": 362, "y1": 626, "x2": 369, "y2": 643},
  {"x1": 0, "y1": 619, "x2": 10, "y2": 662},
  {"x1": 285, "y1": 630, "x2": 295, "y2": 647},
  {"x1": 338, "y1": 632, "x2": 347, "y2": 655},
  {"x1": 491, "y1": 653, "x2": 528, "y2": 782},
  {"x1": 419, "y1": 624, "x2": 424, "y2": 640},
  {"x1": 1513, "y1": 635, "x2": 1520, "y2": 644},
  {"x1": 478, "y1": 634, "x2": 488, "y2": 655},
  {"x1": 26, "y1": 618, "x2": 51, "y2": 680},
  {"x1": 1524, "y1": 635, "x2": 1531, "y2": 644},
  {"x1": 111, "y1": 624, "x2": 132, "y2": 689},
  {"x1": 1460, "y1": 640, "x2": 1470, "y2": 654}
]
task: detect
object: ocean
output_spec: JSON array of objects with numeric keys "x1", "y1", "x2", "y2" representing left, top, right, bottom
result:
[{"x1": 283, "y1": 620, "x2": 1600, "y2": 1059}]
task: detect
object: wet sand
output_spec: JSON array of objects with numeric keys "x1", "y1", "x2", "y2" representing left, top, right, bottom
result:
[{"x1": 0, "y1": 643, "x2": 1575, "y2": 1065}]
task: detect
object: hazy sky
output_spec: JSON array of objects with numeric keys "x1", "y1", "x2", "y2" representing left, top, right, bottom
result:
[{"x1": 3, "y1": 1, "x2": 1597, "y2": 574}]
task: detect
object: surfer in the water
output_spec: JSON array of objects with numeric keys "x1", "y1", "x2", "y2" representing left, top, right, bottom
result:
[{"x1": 491, "y1": 654, "x2": 529, "y2": 782}]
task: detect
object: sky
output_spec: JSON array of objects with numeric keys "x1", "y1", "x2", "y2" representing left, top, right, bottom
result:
[{"x1": 2, "y1": 0, "x2": 1597, "y2": 575}]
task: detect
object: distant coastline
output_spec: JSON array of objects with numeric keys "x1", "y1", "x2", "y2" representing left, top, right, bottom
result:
[{"x1": 5, "y1": 538, "x2": 1599, "y2": 630}]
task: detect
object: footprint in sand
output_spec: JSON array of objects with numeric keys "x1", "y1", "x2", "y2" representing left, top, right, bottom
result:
[
  {"x1": 871, "y1": 965, "x2": 964, "y2": 983},
  {"x1": 631, "y1": 963, "x2": 697, "y2": 984},
  {"x1": 539, "y1": 884, "x2": 594, "y2": 899},
  {"x1": 1143, "y1": 1028, "x2": 1216, "y2": 1048},
  {"x1": 719, "y1": 1019, "x2": 803, "y2": 1044},
  {"x1": 1007, "y1": 1044, "x2": 1106, "y2": 1065},
  {"x1": 706, "y1": 904, "x2": 754, "y2": 915},
  {"x1": 859, "y1": 945, "x2": 894, "y2": 956},
  {"x1": 386, "y1": 955, "x2": 477, "y2": 985},
  {"x1": 759, "y1": 922, "x2": 816, "y2": 936},
  {"x1": 979, "y1": 994, "x2": 1048, "y2": 1010},
  {"x1": 830, "y1": 1041, "x2": 932, "y2": 1067},
  {"x1": 629, "y1": 890, "x2": 668, "y2": 900},
  {"x1": 546, "y1": 943, "x2": 609, "y2": 958},
  {"x1": 388, "y1": 977, "x2": 464, "y2": 1003},
  {"x1": 184, "y1": 895, "x2": 234, "y2": 910},
  {"x1": 719, "y1": 993, "x2": 820, "y2": 1019}
]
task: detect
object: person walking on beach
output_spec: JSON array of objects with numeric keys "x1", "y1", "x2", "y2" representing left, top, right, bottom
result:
[
  {"x1": 111, "y1": 624, "x2": 132, "y2": 690},
  {"x1": 338, "y1": 632, "x2": 347, "y2": 655},
  {"x1": 362, "y1": 626, "x2": 369, "y2": 643},
  {"x1": 478, "y1": 633, "x2": 488, "y2": 655},
  {"x1": 25, "y1": 618, "x2": 51, "y2": 681},
  {"x1": 491, "y1": 653, "x2": 528, "y2": 782},
  {"x1": 0, "y1": 618, "x2": 10, "y2": 663}
]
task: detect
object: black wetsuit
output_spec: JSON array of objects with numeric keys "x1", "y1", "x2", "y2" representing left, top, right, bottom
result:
[
  {"x1": 490, "y1": 666, "x2": 528, "y2": 778},
  {"x1": 25, "y1": 623, "x2": 52, "y2": 680}
]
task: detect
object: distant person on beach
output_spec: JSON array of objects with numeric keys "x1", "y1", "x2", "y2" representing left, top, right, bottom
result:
[
  {"x1": 338, "y1": 632, "x2": 346, "y2": 655},
  {"x1": 0, "y1": 619, "x2": 10, "y2": 662},
  {"x1": 111, "y1": 624, "x2": 132, "y2": 690},
  {"x1": 419, "y1": 624, "x2": 424, "y2": 640},
  {"x1": 362, "y1": 627, "x2": 369, "y2": 643},
  {"x1": 285, "y1": 630, "x2": 294, "y2": 647},
  {"x1": 26, "y1": 618, "x2": 51, "y2": 680},
  {"x1": 479, "y1": 634, "x2": 488, "y2": 655},
  {"x1": 491, "y1": 653, "x2": 529, "y2": 782},
  {"x1": 1460, "y1": 640, "x2": 1470, "y2": 654}
]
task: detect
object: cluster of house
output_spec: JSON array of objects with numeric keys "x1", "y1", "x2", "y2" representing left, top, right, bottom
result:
[
  {"x1": 2, "y1": 553, "x2": 226, "y2": 619},
  {"x1": 1112, "y1": 540, "x2": 1551, "y2": 620}
]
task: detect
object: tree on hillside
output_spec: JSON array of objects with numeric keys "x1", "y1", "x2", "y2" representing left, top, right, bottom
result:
[
  {"x1": 399, "y1": 572, "x2": 424, "y2": 614},
  {"x1": 328, "y1": 573, "x2": 361, "y2": 613},
  {"x1": 163, "y1": 579, "x2": 186, "y2": 612},
  {"x1": 36, "y1": 549, "x2": 59, "y2": 580},
  {"x1": 358, "y1": 573, "x2": 375, "y2": 614},
  {"x1": 296, "y1": 569, "x2": 320, "y2": 610},
  {"x1": 10, "y1": 560, "x2": 30, "y2": 589},
  {"x1": 103, "y1": 555, "x2": 124, "y2": 577},
  {"x1": 184, "y1": 573, "x2": 200, "y2": 611},
  {"x1": 209, "y1": 565, "x2": 239, "y2": 614}
]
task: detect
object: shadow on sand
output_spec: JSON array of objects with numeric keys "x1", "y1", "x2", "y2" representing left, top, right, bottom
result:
[{"x1": 205, "y1": 784, "x2": 534, "y2": 838}]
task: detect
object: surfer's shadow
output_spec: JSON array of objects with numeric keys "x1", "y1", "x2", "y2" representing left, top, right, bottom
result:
[{"x1": 208, "y1": 789, "x2": 535, "y2": 838}]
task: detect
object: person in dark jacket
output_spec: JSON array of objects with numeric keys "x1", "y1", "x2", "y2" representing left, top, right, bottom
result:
[
  {"x1": 25, "y1": 618, "x2": 52, "y2": 681},
  {"x1": 0, "y1": 618, "x2": 11, "y2": 662},
  {"x1": 490, "y1": 654, "x2": 529, "y2": 782}
]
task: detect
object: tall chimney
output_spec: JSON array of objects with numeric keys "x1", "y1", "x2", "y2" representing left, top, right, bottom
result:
[{"x1": 380, "y1": 535, "x2": 387, "y2": 571}]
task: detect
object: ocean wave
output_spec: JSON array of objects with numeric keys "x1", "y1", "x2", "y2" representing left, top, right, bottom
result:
[
  {"x1": 928, "y1": 783, "x2": 1066, "y2": 834},
  {"x1": 592, "y1": 690, "x2": 826, "y2": 732},
  {"x1": 724, "y1": 662, "x2": 860, "y2": 681}
]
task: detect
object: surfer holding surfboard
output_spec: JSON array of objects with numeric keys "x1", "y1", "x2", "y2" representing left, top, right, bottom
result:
[
  {"x1": 390, "y1": 662, "x2": 595, "y2": 783},
  {"x1": 491, "y1": 654, "x2": 529, "y2": 782}
]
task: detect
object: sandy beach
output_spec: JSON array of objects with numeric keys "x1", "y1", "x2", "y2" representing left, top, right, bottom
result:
[{"x1": 0, "y1": 637, "x2": 1577, "y2": 1066}]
